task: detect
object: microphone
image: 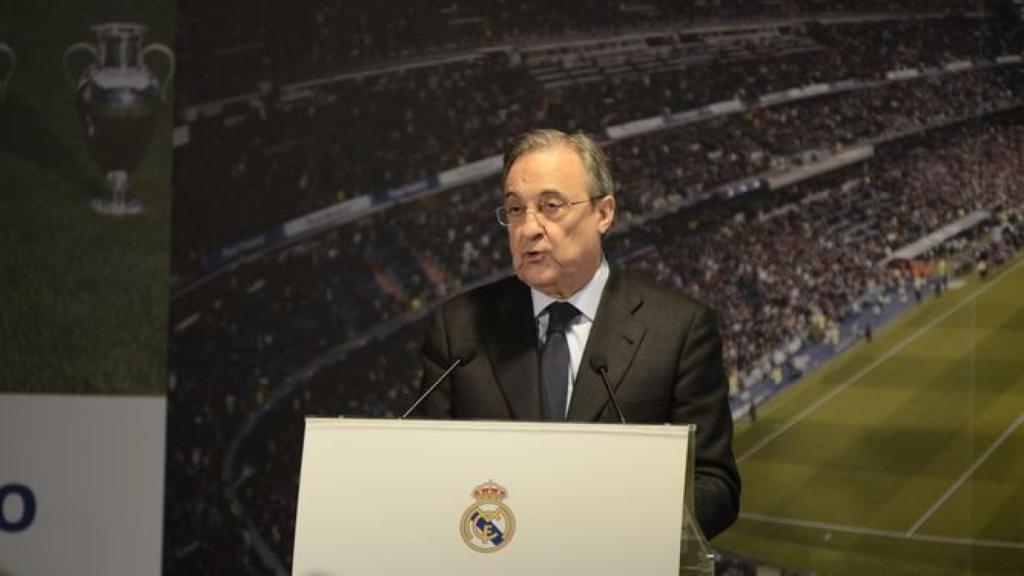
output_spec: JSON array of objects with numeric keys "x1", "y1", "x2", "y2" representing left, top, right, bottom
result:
[
  {"x1": 588, "y1": 353, "x2": 627, "y2": 424},
  {"x1": 400, "y1": 351, "x2": 476, "y2": 419}
]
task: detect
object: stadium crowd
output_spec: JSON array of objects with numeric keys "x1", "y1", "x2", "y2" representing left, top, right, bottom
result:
[
  {"x1": 177, "y1": 0, "x2": 983, "y2": 100},
  {"x1": 624, "y1": 120, "x2": 1024, "y2": 386},
  {"x1": 174, "y1": 12, "x2": 1016, "y2": 267}
]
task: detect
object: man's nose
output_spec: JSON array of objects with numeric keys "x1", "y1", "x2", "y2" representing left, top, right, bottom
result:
[{"x1": 518, "y1": 207, "x2": 546, "y2": 237}]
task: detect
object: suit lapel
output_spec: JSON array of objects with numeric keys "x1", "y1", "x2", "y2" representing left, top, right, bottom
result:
[
  {"x1": 485, "y1": 278, "x2": 541, "y2": 420},
  {"x1": 568, "y1": 268, "x2": 647, "y2": 421}
]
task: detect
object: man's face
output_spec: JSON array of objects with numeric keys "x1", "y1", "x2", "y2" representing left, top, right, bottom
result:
[{"x1": 503, "y1": 144, "x2": 615, "y2": 299}]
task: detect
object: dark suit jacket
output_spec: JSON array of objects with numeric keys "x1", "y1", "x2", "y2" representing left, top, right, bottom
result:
[{"x1": 418, "y1": 266, "x2": 740, "y2": 539}]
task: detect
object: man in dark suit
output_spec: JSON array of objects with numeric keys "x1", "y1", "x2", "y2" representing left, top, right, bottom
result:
[{"x1": 418, "y1": 129, "x2": 740, "y2": 539}]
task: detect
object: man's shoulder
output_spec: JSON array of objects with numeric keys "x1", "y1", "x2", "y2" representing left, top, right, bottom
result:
[
  {"x1": 614, "y1": 268, "x2": 711, "y2": 317},
  {"x1": 433, "y1": 268, "x2": 714, "y2": 322},
  {"x1": 436, "y1": 274, "x2": 526, "y2": 316}
]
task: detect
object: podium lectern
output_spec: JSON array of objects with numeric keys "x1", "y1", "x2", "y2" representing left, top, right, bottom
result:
[{"x1": 292, "y1": 418, "x2": 709, "y2": 575}]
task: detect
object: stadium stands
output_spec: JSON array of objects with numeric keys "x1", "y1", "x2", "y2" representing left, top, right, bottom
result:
[{"x1": 174, "y1": 12, "x2": 1013, "y2": 268}]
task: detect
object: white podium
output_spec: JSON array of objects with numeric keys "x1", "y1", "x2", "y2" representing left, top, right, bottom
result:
[{"x1": 292, "y1": 418, "x2": 700, "y2": 576}]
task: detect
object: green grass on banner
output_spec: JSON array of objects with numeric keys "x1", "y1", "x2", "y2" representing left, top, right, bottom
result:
[{"x1": 0, "y1": 0, "x2": 172, "y2": 394}]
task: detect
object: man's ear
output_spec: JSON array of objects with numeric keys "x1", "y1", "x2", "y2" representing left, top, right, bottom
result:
[{"x1": 596, "y1": 194, "x2": 615, "y2": 234}]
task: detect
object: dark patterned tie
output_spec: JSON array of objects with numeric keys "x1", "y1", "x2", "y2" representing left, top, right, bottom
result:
[{"x1": 540, "y1": 302, "x2": 579, "y2": 421}]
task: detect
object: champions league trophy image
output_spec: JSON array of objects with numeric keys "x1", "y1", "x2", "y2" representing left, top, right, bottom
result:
[{"x1": 63, "y1": 23, "x2": 174, "y2": 216}]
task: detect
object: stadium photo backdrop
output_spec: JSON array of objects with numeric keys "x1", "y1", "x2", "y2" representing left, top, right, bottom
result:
[
  {"x1": 166, "y1": 1, "x2": 1024, "y2": 574},
  {"x1": 0, "y1": 0, "x2": 173, "y2": 574}
]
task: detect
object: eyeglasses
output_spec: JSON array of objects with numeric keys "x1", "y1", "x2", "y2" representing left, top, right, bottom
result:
[{"x1": 495, "y1": 196, "x2": 602, "y2": 227}]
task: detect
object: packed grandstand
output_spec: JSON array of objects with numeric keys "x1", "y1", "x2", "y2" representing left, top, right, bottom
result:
[{"x1": 167, "y1": 1, "x2": 1024, "y2": 573}]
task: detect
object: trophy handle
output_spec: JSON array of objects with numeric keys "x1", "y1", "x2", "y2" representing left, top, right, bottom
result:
[
  {"x1": 140, "y1": 43, "x2": 176, "y2": 100},
  {"x1": 62, "y1": 42, "x2": 98, "y2": 90},
  {"x1": 0, "y1": 43, "x2": 15, "y2": 97}
]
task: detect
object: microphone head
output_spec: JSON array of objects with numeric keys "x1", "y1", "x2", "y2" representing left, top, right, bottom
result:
[
  {"x1": 588, "y1": 352, "x2": 608, "y2": 372},
  {"x1": 454, "y1": 348, "x2": 478, "y2": 366}
]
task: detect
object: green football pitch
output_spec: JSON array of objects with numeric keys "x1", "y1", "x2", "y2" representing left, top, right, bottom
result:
[
  {"x1": 0, "y1": 1, "x2": 172, "y2": 395},
  {"x1": 717, "y1": 254, "x2": 1024, "y2": 575}
]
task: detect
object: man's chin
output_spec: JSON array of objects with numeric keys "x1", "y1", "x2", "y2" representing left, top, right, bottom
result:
[{"x1": 514, "y1": 267, "x2": 557, "y2": 294}]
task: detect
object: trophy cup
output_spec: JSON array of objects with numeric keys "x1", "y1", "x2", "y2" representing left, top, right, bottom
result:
[
  {"x1": 63, "y1": 23, "x2": 174, "y2": 216},
  {"x1": 0, "y1": 42, "x2": 14, "y2": 108}
]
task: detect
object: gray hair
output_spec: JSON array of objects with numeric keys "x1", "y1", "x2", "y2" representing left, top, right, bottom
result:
[{"x1": 502, "y1": 129, "x2": 614, "y2": 198}]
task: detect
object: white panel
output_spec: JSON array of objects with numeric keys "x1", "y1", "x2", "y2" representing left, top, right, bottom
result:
[
  {"x1": 0, "y1": 394, "x2": 166, "y2": 576},
  {"x1": 293, "y1": 418, "x2": 690, "y2": 576}
]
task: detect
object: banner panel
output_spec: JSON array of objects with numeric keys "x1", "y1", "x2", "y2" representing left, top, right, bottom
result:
[{"x1": 0, "y1": 394, "x2": 166, "y2": 576}]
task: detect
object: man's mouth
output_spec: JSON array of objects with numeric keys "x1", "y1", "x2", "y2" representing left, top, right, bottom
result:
[{"x1": 523, "y1": 250, "x2": 546, "y2": 262}]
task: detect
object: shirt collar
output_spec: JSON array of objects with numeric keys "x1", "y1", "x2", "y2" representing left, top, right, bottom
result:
[{"x1": 531, "y1": 257, "x2": 610, "y2": 322}]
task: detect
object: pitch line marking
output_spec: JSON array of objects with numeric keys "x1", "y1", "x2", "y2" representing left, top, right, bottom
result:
[
  {"x1": 906, "y1": 412, "x2": 1024, "y2": 536},
  {"x1": 737, "y1": 258, "x2": 1024, "y2": 463},
  {"x1": 741, "y1": 512, "x2": 1024, "y2": 551}
]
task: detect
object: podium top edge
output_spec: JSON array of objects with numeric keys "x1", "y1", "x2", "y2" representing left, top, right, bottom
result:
[{"x1": 304, "y1": 417, "x2": 692, "y2": 437}]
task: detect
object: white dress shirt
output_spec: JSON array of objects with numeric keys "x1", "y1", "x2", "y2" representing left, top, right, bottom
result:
[{"x1": 531, "y1": 258, "x2": 610, "y2": 417}]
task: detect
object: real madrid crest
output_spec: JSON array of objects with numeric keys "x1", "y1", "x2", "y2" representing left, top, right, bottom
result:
[{"x1": 460, "y1": 480, "x2": 515, "y2": 553}]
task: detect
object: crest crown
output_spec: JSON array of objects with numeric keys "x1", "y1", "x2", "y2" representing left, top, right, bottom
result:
[{"x1": 472, "y1": 480, "x2": 507, "y2": 502}]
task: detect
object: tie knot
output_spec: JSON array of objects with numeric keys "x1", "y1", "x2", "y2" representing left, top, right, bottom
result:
[{"x1": 545, "y1": 302, "x2": 579, "y2": 335}]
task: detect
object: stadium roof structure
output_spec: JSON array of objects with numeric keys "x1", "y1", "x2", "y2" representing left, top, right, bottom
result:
[{"x1": 883, "y1": 209, "x2": 990, "y2": 263}]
